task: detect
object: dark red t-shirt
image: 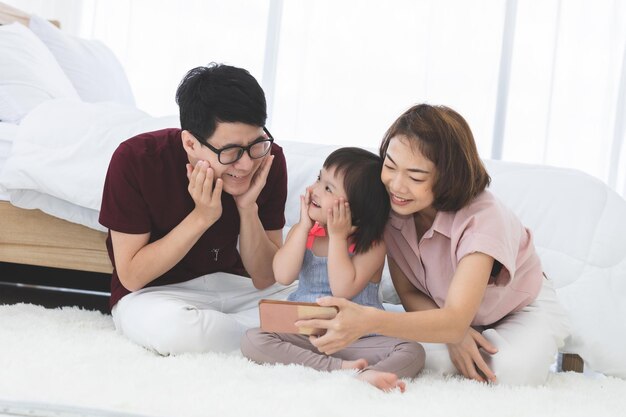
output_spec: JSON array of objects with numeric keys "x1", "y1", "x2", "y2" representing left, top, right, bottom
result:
[{"x1": 99, "y1": 128, "x2": 287, "y2": 310}]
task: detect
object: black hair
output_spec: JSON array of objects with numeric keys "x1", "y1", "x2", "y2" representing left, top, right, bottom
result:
[
  {"x1": 175, "y1": 63, "x2": 267, "y2": 142},
  {"x1": 323, "y1": 147, "x2": 390, "y2": 254}
]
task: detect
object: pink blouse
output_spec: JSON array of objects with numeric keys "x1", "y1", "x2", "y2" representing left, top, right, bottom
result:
[{"x1": 384, "y1": 191, "x2": 543, "y2": 326}]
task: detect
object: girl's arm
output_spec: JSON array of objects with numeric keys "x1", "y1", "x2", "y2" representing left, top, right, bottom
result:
[
  {"x1": 272, "y1": 191, "x2": 314, "y2": 285},
  {"x1": 326, "y1": 199, "x2": 386, "y2": 298}
]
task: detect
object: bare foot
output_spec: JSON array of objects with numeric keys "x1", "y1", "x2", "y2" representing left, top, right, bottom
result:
[
  {"x1": 341, "y1": 358, "x2": 368, "y2": 370},
  {"x1": 357, "y1": 370, "x2": 406, "y2": 393}
]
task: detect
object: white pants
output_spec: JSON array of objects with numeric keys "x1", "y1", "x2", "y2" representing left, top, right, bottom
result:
[
  {"x1": 385, "y1": 278, "x2": 571, "y2": 386},
  {"x1": 112, "y1": 272, "x2": 296, "y2": 355}
]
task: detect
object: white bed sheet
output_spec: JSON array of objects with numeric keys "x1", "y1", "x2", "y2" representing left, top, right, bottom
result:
[
  {"x1": 0, "y1": 99, "x2": 179, "y2": 229},
  {"x1": 0, "y1": 122, "x2": 18, "y2": 200}
]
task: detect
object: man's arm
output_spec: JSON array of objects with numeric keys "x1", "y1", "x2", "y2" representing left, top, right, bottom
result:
[
  {"x1": 112, "y1": 161, "x2": 223, "y2": 291},
  {"x1": 234, "y1": 154, "x2": 286, "y2": 289},
  {"x1": 239, "y1": 210, "x2": 283, "y2": 289}
]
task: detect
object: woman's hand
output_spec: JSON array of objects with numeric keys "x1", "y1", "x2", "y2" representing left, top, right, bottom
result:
[
  {"x1": 326, "y1": 198, "x2": 356, "y2": 240},
  {"x1": 447, "y1": 327, "x2": 498, "y2": 383},
  {"x1": 297, "y1": 297, "x2": 371, "y2": 354},
  {"x1": 186, "y1": 160, "x2": 223, "y2": 228}
]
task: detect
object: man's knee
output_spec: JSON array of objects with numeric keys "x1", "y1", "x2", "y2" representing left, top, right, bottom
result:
[
  {"x1": 117, "y1": 301, "x2": 238, "y2": 355},
  {"x1": 121, "y1": 304, "x2": 205, "y2": 353}
]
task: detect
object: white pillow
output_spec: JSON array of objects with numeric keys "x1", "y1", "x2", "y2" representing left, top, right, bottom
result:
[
  {"x1": 0, "y1": 22, "x2": 79, "y2": 123},
  {"x1": 29, "y1": 15, "x2": 135, "y2": 106}
]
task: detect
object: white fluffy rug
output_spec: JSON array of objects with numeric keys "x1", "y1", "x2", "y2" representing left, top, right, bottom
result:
[{"x1": 1, "y1": 304, "x2": 625, "y2": 417}]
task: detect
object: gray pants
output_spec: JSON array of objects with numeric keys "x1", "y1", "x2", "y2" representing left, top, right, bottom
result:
[{"x1": 241, "y1": 328, "x2": 425, "y2": 378}]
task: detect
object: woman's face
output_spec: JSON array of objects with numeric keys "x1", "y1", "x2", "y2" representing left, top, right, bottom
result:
[{"x1": 380, "y1": 136, "x2": 436, "y2": 216}]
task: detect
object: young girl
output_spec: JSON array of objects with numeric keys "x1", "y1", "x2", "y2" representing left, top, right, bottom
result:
[{"x1": 241, "y1": 147, "x2": 425, "y2": 392}]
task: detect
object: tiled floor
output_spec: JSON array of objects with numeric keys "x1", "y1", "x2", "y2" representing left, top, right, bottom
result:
[{"x1": 0, "y1": 262, "x2": 110, "y2": 313}]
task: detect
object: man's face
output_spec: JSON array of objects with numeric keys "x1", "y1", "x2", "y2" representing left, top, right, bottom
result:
[{"x1": 183, "y1": 122, "x2": 267, "y2": 197}]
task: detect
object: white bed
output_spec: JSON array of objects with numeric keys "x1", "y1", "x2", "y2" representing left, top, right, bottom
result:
[
  {"x1": 0, "y1": 122, "x2": 15, "y2": 200},
  {"x1": 0, "y1": 3, "x2": 139, "y2": 274}
]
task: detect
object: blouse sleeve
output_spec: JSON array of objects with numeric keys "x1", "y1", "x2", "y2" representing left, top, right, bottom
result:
[{"x1": 453, "y1": 197, "x2": 524, "y2": 287}]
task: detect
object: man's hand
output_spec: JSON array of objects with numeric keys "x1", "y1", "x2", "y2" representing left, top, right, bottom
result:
[
  {"x1": 233, "y1": 154, "x2": 274, "y2": 210},
  {"x1": 186, "y1": 160, "x2": 223, "y2": 228},
  {"x1": 326, "y1": 198, "x2": 356, "y2": 240},
  {"x1": 447, "y1": 327, "x2": 498, "y2": 383}
]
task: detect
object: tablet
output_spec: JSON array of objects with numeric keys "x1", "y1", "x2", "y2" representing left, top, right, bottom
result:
[{"x1": 258, "y1": 299, "x2": 338, "y2": 335}]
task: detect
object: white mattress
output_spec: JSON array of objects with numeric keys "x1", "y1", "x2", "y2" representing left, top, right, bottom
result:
[
  {"x1": 0, "y1": 122, "x2": 17, "y2": 201},
  {"x1": 0, "y1": 99, "x2": 179, "y2": 230}
]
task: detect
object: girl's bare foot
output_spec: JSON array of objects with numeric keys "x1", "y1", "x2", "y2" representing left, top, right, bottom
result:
[
  {"x1": 357, "y1": 370, "x2": 406, "y2": 393},
  {"x1": 341, "y1": 358, "x2": 368, "y2": 370}
]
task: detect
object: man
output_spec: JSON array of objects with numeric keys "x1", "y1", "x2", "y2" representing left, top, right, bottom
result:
[{"x1": 99, "y1": 63, "x2": 294, "y2": 354}]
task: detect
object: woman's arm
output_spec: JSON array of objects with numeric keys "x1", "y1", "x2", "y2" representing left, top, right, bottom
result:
[
  {"x1": 390, "y1": 257, "x2": 497, "y2": 382},
  {"x1": 302, "y1": 252, "x2": 495, "y2": 352},
  {"x1": 374, "y1": 252, "x2": 494, "y2": 343},
  {"x1": 389, "y1": 257, "x2": 439, "y2": 312}
]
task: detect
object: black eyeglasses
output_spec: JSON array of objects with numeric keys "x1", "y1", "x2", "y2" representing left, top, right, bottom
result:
[{"x1": 191, "y1": 127, "x2": 274, "y2": 165}]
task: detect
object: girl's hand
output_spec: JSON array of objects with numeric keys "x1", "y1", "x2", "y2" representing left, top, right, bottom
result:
[
  {"x1": 297, "y1": 297, "x2": 370, "y2": 354},
  {"x1": 446, "y1": 327, "x2": 498, "y2": 383},
  {"x1": 298, "y1": 187, "x2": 315, "y2": 230},
  {"x1": 186, "y1": 161, "x2": 223, "y2": 227},
  {"x1": 326, "y1": 198, "x2": 356, "y2": 240}
]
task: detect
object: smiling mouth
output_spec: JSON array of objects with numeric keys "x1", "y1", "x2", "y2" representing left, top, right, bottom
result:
[
  {"x1": 311, "y1": 199, "x2": 321, "y2": 208},
  {"x1": 226, "y1": 172, "x2": 247, "y2": 179},
  {"x1": 391, "y1": 193, "x2": 411, "y2": 203}
]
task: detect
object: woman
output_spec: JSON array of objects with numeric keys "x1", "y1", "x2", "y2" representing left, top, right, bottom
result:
[{"x1": 297, "y1": 104, "x2": 570, "y2": 385}]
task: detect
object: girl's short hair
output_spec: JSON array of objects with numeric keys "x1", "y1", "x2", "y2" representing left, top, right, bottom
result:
[
  {"x1": 379, "y1": 104, "x2": 491, "y2": 211},
  {"x1": 323, "y1": 147, "x2": 390, "y2": 254}
]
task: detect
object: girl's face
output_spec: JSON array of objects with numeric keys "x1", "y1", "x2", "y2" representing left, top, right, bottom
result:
[
  {"x1": 307, "y1": 166, "x2": 349, "y2": 225},
  {"x1": 380, "y1": 136, "x2": 436, "y2": 216}
]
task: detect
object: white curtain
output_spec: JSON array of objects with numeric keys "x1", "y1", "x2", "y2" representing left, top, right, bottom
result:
[{"x1": 8, "y1": 0, "x2": 626, "y2": 198}]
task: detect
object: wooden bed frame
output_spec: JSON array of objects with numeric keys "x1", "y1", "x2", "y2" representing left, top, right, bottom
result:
[
  {"x1": 0, "y1": 201, "x2": 111, "y2": 273},
  {"x1": 0, "y1": 1, "x2": 59, "y2": 27}
]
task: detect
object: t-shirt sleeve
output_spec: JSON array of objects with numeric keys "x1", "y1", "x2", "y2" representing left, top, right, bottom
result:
[
  {"x1": 257, "y1": 144, "x2": 288, "y2": 231},
  {"x1": 454, "y1": 202, "x2": 522, "y2": 287},
  {"x1": 99, "y1": 142, "x2": 152, "y2": 234}
]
